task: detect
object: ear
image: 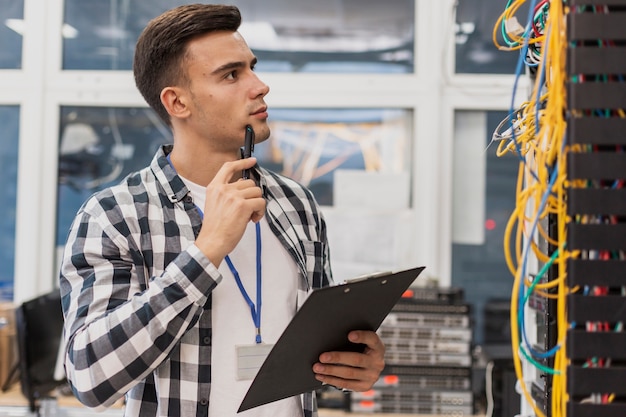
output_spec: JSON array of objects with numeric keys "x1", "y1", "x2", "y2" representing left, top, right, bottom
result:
[{"x1": 160, "y1": 86, "x2": 191, "y2": 121}]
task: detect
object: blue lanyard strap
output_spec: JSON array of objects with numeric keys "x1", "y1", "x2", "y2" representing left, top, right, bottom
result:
[{"x1": 224, "y1": 221, "x2": 263, "y2": 343}]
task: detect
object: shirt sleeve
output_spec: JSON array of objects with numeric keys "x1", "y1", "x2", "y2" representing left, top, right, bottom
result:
[{"x1": 59, "y1": 206, "x2": 220, "y2": 409}]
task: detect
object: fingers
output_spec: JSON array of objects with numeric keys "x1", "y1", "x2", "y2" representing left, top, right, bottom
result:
[
  {"x1": 213, "y1": 157, "x2": 258, "y2": 184},
  {"x1": 211, "y1": 171, "x2": 265, "y2": 221},
  {"x1": 313, "y1": 331, "x2": 386, "y2": 392},
  {"x1": 349, "y1": 330, "x2": 386, "y2": 355},
  {"x1": 205, "y1": 157, "x2": 264, "y2": 218}
]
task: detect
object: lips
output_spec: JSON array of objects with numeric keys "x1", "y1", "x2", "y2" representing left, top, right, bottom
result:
[
  {"x1": 250, "y1": 106, "x2": 268, "y2": 120},
  {"x1": 250, "y1": 106, "x2": 267, "y2": 116}
]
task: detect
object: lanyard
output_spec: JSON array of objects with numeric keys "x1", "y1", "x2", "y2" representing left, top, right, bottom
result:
[
  {"x1": 224, "y1": 222, "x2": 263, "y2": 344},
  {"x1": 166, "y1": 154, "x2": 263, "y2": 343}
]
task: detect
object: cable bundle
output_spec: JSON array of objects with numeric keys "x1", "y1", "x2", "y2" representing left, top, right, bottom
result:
[{"x1": 492, "y1": 1, "x2": 569, "y2": 417}]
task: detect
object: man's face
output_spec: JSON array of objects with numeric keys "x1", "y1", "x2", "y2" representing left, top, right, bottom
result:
[{"x1": 181, "y1": 30, "x2": 270, "y2": 151}]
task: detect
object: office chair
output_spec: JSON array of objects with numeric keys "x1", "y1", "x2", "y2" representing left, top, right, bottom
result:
[{"x1": 15, "y1": 290, "x2": 67, "y2": 413}]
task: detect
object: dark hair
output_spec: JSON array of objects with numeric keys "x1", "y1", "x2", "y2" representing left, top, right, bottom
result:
[{"x1": 133, "y1": 4, "x2": 241, "y2": 126}]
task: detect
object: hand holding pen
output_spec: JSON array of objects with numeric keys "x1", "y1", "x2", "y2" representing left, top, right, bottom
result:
[
  {"x1": 195, "y1": 156, "x2": 264, "y2": 266},
  {"x1": 194, "y1": 126, "x2": 261, "y2": 265}
]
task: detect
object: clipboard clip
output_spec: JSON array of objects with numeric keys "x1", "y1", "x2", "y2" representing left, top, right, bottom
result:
[{"x1": 341, "y1": 271, "x2": 392, "y2": 285}]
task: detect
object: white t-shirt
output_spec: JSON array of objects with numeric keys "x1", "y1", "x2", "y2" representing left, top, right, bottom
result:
[{"x1": 180, "y1": 176, "x2": 303, "y2": 417}]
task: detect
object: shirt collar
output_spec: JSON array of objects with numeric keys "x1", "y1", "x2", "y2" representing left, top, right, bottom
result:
[
  {"x1": 150, "y1": 145, "x2": 188, "y2": 203},
  {"x1": 151, "y1": 144, "x2": 265, "y2": 203}
]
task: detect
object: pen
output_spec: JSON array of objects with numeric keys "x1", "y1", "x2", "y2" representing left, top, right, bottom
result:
[{"x1": 242, "y1": 124, "x2": 255, "y2": 180}]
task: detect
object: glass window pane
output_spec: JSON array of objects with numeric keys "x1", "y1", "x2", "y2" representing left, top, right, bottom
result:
[
  {"x1": 56, "y1": 106, "x2": 171, "y2": 246},
  {"x1": 455, "y1": 0, "x2": 529, "y2": 74},
  {"x1": 0, "y1": 0, "x2": 24, "y2": 69},
  {"x1": 258, "y1": 109, "x2": 412, "y2": 206},
  {"x1": 263, "y1": 109, "x2": 413, "y2": 282},
  {"x1": 0, "y1": 105, "x2": 20, "y2": 300},
  {"x1": 451, "y1": 110, "x2": 517, "y2": 344},
  {"x1": 62, "y1": 0, "x2": 414, "y2": 73}
]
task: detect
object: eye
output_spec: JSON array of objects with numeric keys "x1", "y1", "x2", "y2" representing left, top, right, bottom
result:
[{"x1": 225, "y1": 70, "x2": 237, "y2": 80}]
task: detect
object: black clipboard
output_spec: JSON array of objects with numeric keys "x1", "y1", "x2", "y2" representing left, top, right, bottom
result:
[{"x1": 238, "y1": 266, "x2": 425, "y2": 412}]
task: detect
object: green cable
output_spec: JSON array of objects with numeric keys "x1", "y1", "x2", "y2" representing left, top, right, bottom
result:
[{"x1": 501, "y1": 0, "x2": 521, "y2": 47}]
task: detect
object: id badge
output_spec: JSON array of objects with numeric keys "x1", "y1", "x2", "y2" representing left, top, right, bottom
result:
[{"x1": 236, "y1": 343, "x2": 274, "y2": 380}]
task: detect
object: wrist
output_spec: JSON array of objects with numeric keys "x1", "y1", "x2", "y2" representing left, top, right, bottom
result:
[{"x1": 195, "y1": 237, "x2": 226, "y2": 267}]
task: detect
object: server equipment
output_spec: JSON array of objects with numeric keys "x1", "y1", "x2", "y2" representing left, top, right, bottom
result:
[{"x1": 350, "y1": 287, "x2": 474, "y2": 415}]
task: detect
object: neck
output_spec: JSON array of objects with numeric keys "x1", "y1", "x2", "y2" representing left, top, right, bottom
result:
[{"x1": 168, "y1": 141, "x2": 240, "y2": 186}]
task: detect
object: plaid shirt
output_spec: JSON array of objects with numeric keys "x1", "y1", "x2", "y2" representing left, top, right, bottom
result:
[{"x1": 59, "y1": 145, "x2": 332, "y2": 417}]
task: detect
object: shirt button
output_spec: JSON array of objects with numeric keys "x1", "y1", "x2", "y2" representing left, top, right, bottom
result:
[
  {"x1": 200, "y1": 398, "x2": 208, "y2": 406},
  {"x1": 203, "y1": 336, "x2": 211, "y2": 345},
  {"x1": 184, "y1": 195, "x2": 193, "y2": 203}
]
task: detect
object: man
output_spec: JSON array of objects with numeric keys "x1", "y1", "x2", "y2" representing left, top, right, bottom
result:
[{"x1": 59, "y1": 4, "x2": 385, "y2": 417}]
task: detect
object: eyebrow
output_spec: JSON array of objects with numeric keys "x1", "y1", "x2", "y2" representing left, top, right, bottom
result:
[{"x1": 211, "y1": 57, "x2": 258, "y2": 76}]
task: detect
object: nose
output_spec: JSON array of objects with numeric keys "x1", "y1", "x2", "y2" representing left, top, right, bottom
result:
[{"x1": 250, "y1": 73, "x2": 270, "y2": 98}]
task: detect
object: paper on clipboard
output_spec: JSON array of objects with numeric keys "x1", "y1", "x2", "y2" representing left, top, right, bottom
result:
[{"x1": 238, "y1": 266, "x2": 425, "y2": 412}]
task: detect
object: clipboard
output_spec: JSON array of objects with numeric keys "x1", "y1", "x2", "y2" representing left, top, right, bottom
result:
[{"x1": 238, "y1": 266, "x2": 425, "y2": 412}]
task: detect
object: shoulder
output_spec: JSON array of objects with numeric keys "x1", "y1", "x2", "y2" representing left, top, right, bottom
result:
[{"x1": 79, "y1": 167, "x2": 154, "y2": 222}]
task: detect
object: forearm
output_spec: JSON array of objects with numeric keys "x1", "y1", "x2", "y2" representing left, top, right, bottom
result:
[{"x1": 62, "y1": 240, "x2": 219, "y2": 408}]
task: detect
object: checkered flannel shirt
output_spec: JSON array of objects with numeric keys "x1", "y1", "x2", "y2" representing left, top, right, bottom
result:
[{"x1": 59, "y1": 145, "x2": 332, "y2": 417}]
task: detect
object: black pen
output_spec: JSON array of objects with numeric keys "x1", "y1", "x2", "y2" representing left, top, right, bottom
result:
[{"x1": 241, "y1": 124, "x2": 255, "y2": 180}]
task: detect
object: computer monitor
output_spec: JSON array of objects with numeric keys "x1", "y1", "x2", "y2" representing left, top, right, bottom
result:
[{"x1": 15, "y1": 290, "x2": 67, "y2": 412}]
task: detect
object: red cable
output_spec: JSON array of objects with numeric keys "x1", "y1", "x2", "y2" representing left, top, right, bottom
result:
[{"x1": 531, "y1": 0, "x2": 549, "y2": 37}]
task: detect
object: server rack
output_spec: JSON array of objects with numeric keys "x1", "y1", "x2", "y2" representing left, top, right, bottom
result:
[{"x1": 564, "y1": 1, "x2": 626, "y2": 416}]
